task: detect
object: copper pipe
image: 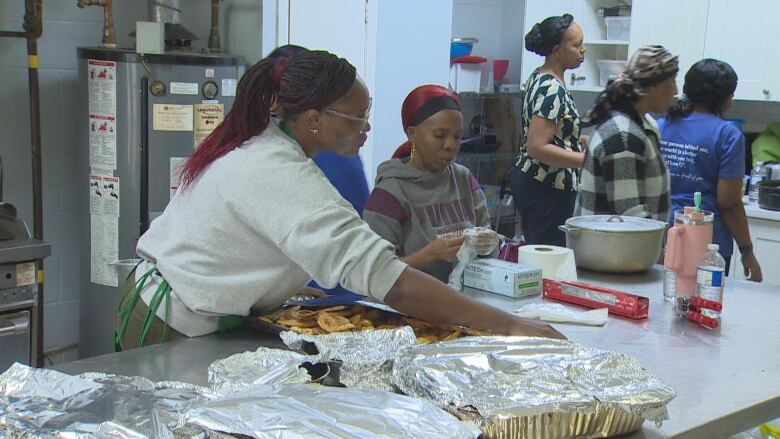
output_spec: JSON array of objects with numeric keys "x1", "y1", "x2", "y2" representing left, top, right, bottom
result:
[
  {"x1": 77, "y1": 0, "x2": 116, "y2": 47},
  {"x1": 208, "y1": 0, "x2": 221, "y2": 51},
  {"x1": 0, "y1": 0, "x2": 41, "y2": 39}
]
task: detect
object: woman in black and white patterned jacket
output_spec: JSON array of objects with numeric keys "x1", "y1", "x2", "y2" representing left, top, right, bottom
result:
[
  {"x1": 510, "y1": 14, "x2": 587, "y2": 247},
  {"x1": 575, "y1": 45, "x2": 679, "y2": 221}
]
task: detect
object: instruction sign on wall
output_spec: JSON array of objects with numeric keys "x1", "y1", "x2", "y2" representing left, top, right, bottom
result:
[
  {"x1": 89, "y1": 174, "x2": 120, "y2": 286},
  {"x1": 153, "y1": 104, "x2": 194, "y2": 131},
  {"x1": 87, "y1": 59, "x2": 120, "y2": 287}
]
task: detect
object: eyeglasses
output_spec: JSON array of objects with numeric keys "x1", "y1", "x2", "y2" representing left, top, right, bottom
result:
[{"x1": 324, "y1": 98, "x2": 372, "y2": 134}]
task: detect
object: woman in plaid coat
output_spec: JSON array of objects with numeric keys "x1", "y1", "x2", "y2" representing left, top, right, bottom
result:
[{"x1": 575, "y1": 45, "x2": 679, "y2": 221}]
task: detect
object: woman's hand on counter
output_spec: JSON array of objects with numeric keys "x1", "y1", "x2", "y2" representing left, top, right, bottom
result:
[
  {"x1": 384, "y1": 267, "x2": 566, "y2": 340},
  {"x1": 741, "y1": 252, "x2": 763, "y2": 282},
  {"x1": 506, "y1": 316, "x2": 566, "y2": 339}
]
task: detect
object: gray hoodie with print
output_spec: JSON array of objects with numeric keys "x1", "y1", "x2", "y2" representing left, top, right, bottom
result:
[{"x1": 363, "y1": 158, "x2": 491, "y2": 282}]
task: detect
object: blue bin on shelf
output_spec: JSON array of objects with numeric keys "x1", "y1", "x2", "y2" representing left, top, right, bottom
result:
[{"x1": 451, "y1": 38, "x2": 478, "y2": 59}]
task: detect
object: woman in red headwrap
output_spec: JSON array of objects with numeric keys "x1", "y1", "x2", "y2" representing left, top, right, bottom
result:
[{"x1": 364, "y1": 85, "x2": 499, "y2": 283}]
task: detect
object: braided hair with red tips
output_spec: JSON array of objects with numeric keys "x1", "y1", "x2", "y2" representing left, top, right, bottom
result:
[{"x1": 180, "y1": 50, "x2": 357, "y2": 188}]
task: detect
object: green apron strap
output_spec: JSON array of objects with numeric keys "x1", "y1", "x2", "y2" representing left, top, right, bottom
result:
[
  {"x1": 138, "y1": 280, "x2": 171, "y2": 346},
  {"x1": 115, "y1": 266, "x2": 158, "y2": 347},
  {"x1": 115, "y1": 263, "x2": 244, "y2": 348}
]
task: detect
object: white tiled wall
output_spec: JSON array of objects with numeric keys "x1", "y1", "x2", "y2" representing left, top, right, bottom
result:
[
  {"x1": 0, "y1": 2, "x2": 146, "y2": 365},
  {"x1": 181, "y1": 0, "x2": 264, "y2": 63},
  {"x1": 452, "y1": 0, "x2": 504, "y2": 61},
  {"x1": 451, "y1": 0, "x2": 527, "y2": 86}
]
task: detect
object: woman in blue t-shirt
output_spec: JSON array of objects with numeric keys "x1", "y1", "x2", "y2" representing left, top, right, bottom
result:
[
  {"x1": 269, "y1": 45, "x2": 371, "y2": 297},
  {"x1": 658, "y1": 59, "x2": 762, "y2": 281}
]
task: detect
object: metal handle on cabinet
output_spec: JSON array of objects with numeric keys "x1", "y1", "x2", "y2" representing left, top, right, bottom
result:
[
  {"x1": 570, "y1": 72, "x2": 586, "y2": 86},
  {"x1": 763, "y1": 89, "x2": 770, "y2": 96},
  {"x1": 0, "y1": 314, "x2": 30, "y2": 337}
]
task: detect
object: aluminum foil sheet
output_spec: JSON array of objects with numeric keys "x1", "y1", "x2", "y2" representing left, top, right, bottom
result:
[
  {"x1": 185, "y1": 382, "x2": 481, "y2": 439},
  {"x1": 0, "y1": 363, "x2": 212, "y2": 438},
  {"x1": 281, "y1": 327, "x2": 417, "y2": 391},
  {"x1": 392, "y1": 337, "x2": 676, "y2": 438},
  {"x1": 208, "y1": 347, "x2": 315, "y2": 394}
]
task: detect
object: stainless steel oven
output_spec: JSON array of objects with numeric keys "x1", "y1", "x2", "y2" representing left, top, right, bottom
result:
[
  {"x1": 0, "y1": 168, "x2": 51, "y2": 370},
  {"x1": 0, "y1": 310, "x2": 31, "y2": 371}
]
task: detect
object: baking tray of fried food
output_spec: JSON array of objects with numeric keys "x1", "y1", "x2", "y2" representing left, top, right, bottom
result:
[{"x1": 249, "y1": 304, "x2": 488, "y2": 344}]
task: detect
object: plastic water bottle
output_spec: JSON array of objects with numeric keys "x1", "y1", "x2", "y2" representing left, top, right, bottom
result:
[
  {"x1": 695, "y1": 244, "x2": 726, "y2": 325},
  {"x1": 663, "y1": 267, "x2": 676, "y2": 303},
  {"x1": 748, "y1": 161, "x2": 768, "y2": 203}
]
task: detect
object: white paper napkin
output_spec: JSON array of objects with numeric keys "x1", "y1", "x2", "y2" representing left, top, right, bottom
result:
[{"x1": 514, "y1": 302, "x2": 608, "y2": 326}]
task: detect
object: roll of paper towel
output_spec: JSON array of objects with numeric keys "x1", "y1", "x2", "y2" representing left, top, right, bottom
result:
[{"x1": 517, "y1": 245, "x2": 577, "y2": 281}]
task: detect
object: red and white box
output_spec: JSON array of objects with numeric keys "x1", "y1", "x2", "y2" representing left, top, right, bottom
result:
[{"x1": 543, "y1": 279, "x2": 649, "y2": 320}]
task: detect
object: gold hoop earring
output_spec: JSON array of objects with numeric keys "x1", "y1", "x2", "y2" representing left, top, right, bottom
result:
[{"x1": 411, "y1": 143, "x2": 416, "y2": 160}]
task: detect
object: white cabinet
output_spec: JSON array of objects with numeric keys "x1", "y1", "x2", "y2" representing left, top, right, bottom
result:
[
  {"x1": 731, "y1": 218, "x2": 780, "y2": 286},
  {"x1": 731, "y1": 203, "x2": 780, "y2": 286},
  {"x1": 284, "y1": 0, "x2": 368, "y2": 79},
  {"x1": 521, "y1": 0, "x2": 780, "y2": 102},
  {"x1": 704, "y1": 0, "x2": 780, "y2": 101},
  {"x1": 629, "y1": 0, "x2": 709, "y2": 91},
  {"x1": 275, "y1": 0, "x2": 453, "y2": 185}
]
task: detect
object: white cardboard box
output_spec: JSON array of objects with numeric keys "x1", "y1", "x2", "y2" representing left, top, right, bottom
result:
[
  {"x1": 449, "y1": 63, "x2": 482, "y2": 93},
  {"x1": 463, "y1": 258, "x2": 542, "y2": 298}
]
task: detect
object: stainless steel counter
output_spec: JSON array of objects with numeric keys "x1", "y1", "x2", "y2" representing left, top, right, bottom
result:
[{"x1": 55, "y1": 266, "x2": 780, "y2": 438}]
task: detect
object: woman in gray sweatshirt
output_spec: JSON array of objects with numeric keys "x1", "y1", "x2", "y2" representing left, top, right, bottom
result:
[
  {"x1": 117, "y1": 55, "x2": 563, "y2": 348},
  {"x1": 364, "y1": 85, "x2": 498, "y2": 282}
]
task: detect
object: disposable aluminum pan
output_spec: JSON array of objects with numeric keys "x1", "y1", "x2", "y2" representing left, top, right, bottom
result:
[
  {"x1": 450, "y1": 405, "x2": 645, "y2": 439},
  {"x1": 392, "y1": 337, "x2": 675, "y2": 439},
  {"x1": 559, "y1": 215, "x2": 667, "y2": 273}
]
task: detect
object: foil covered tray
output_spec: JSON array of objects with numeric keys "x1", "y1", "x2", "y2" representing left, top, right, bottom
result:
[
  {"x1": 208, "y1": 346, "x2": 326, "y2": 394},
  {"x1": 0, "y1": 363, "x2": 213, "y2": 438},
  {"x1": 206, "y1": 328, "x2": 416, "y2": 395},
  {"x1": 392, "y1": 337, "x2": 676, "y2": 438},
  {"x1": 2, "y1": 363, "x2": 481, "y2": 439},
  {"x1": 185, "y1": 383, "x2": 481, "y2": 439},
  {"x1": 281, "y1": 327, "x2": 417, "y2": 391}
]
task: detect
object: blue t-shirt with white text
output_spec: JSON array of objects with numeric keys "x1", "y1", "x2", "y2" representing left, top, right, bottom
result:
[
  {"x1": 308, "y1": 152, "x2": 370, "y2": 296},
  {"x1": 658, "y1": 113, "x2": 745, "y2": 258}
]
